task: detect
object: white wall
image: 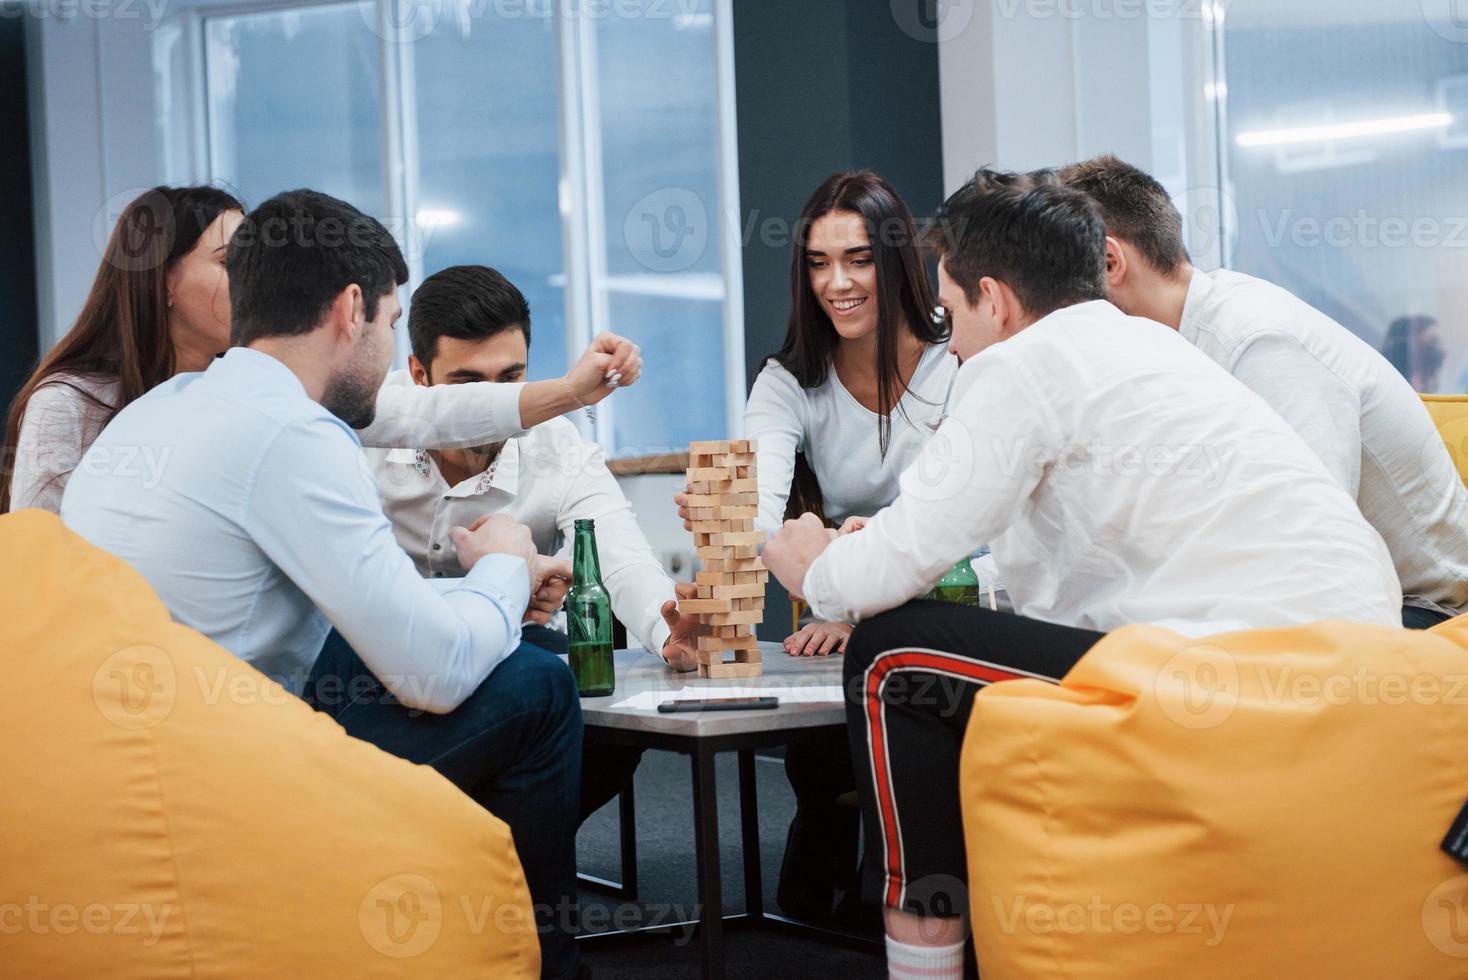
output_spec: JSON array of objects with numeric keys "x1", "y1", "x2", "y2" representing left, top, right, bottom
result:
[
  {"x1": 938, "y1": 1, "x2": 1225, "y2": 268},
  {"x1": 26, "y1": 10, "x2": 168, "y2": 347}
]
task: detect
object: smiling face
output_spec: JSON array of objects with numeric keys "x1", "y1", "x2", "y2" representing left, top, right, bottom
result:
[
  {"x1": 409, "y1": 327, "x2": 528, "y2": 459},
  {"x1": 804, "y1": 210, "x2": 880, "y2": 342}
]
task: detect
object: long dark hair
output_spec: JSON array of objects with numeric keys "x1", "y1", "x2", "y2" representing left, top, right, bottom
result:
[
  {"x1": 771, "y1": 171, "x2": 944, "y2": 457},
  {"x1": 2, "y1": 185, "x2": 243, "y2": 512}
]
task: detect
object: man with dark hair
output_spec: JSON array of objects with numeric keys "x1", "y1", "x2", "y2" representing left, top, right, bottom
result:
[
  {"x1": 366, "y1": 263, "x2": 703, "y2": 821},
  {"x1": 1059, "y1": 155, "x2": 1468, "y2": 628},
  {"x1": 63, "y1": 191, "x2": 593, "y2": 979},
  {"x1": 764, "y1": 171, "x2": 1401, "y2": 978}
]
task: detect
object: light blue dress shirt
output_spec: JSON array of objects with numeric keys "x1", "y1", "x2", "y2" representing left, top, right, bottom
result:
[{"x1": 61, "y1": 347, "x2": 530, "y2": 714}]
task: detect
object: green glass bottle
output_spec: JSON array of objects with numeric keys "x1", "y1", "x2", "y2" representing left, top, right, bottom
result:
[
  {"x1": 926, "y1": 556, "x2": 982, "y2": 607},
  {"x1": 567, "y1": 519, "x2": 615, "y2": 697}
]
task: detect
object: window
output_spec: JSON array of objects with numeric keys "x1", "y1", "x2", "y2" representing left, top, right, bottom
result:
[
  {"x1": 1216, "y1": 1, "x2": 1468, "y2": 393},
  {"x1": 191, "y1": 0, "x2": 744, "y2": 453}
]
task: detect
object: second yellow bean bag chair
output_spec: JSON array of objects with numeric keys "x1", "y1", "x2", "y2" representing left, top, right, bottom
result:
[
  {"x1": 0, "y1": 510, "x2": 539, "y2": 978},
  {"x1": 961, "y1": 618, "x2": 1468, "y2": 978}
]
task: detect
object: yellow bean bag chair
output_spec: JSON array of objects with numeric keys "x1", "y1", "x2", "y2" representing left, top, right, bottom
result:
[
  {"x1": 961, "y1": 619, "x2": 1468, "y2": 979},
  {"x1": 1421, "y1": 393, "x2": 1468, "y2": 487},
  {"x1": 0, "y1": 510, "x2": 539, "y2": 978}
]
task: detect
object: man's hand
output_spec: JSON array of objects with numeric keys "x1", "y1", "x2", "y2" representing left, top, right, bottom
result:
[
  {"x1": 674, "y1": 490, "x2": 693, "y2": 531},
  {"x1": 451, "y1": 513, "x2": 536, "y2": 572},
  {"x1": 526, "y1": 555, "x2": 572, "y2": 625},
  {"x1": 658, "y1": 582, "x2": 702, "y2": 672},
  {"x1": 565, "y1": 332, "x2": 643, "y2": 407},
  {"x1": 764, "y1": 513, "x2": 838, "y2": 602},
  {"x1": 784, "y1": 621, "x2": 852, "y2": 657}
]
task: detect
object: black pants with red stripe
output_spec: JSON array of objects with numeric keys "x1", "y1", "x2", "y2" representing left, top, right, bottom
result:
[{"x1": 843, "y1": 600, "x2": 1104, "y2": 920}]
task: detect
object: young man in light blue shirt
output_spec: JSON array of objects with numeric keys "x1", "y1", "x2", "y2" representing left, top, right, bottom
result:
[{"x1": 63, "y1": 189, "x2": 592, "y2": 980}]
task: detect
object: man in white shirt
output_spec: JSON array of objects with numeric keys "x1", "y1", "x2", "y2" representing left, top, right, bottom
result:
[
  {"x1": 763, "y1": 173, "x2": 1402, "y2": 980},
  {"x1": 1058, "y1": 155, "x2": 1468, "y2": 628},
  {"x1": 366, "y1": 263, "x2": 700, "y2": 819},
  {"x1": 62, "y1": 191, "x2": 600, "y2": 980}
]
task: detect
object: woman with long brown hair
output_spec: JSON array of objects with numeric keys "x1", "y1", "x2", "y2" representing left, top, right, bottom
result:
[{"x1": 4, "y1": 186, "x2": 244, "y2": 512}]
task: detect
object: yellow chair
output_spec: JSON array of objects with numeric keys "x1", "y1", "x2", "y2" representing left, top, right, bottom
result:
[
  {"x1": 1421, "y1": 394, "x2": 1468, "y2": 486},
  {"x1": 0, "y1": 511, "x2": 539, "y2": 978},
  {"x1": 960, "y1": 619, "x2": 1468, "y2": 979}
]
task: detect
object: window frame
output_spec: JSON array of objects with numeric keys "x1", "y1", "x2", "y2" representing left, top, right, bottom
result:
[{"x1": 169, "y1": 0, "x2": 747, "y2": 454}]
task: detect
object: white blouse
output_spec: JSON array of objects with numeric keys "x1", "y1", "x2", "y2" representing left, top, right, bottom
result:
[{"x1": 744, "y1": 341, "x2": 957, "y2": 534}]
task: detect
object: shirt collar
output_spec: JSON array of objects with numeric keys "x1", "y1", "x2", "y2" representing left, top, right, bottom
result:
[
  {"x1": 215, "y1": 346, "x2": 311, "y2": 396},
  {"x1": 1177, "y1": 268, "x2": 1211, "y2": 345},
  {"x1": 389, "y1": 438, "x2": 523, "y2": 499}
]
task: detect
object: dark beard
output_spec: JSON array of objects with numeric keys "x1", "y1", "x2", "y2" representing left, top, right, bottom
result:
[{"x1": 324, "y1": 372, "x2": 379, "y2": 430}]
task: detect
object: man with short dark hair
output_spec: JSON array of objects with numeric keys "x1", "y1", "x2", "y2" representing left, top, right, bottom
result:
[
  {"x1": 763, "y1": 172, "x2": 1401, "y2": 978},
  {"x1": 1058, "y1": 154, "x2": 1468, "y2": 627},
  {"x1": 366, "y1": 263, "x2": 703, "y2": 821},
  {"x1": 63, "y1": 191, "x2": 591, "y2": 979}
]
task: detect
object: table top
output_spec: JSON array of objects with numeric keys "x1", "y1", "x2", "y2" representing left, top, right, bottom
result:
[{"x1": 574, "y1": 641, "x2": 848, "y2": 738}]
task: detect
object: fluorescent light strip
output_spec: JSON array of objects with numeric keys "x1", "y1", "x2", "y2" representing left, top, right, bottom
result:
[{"x1": 1236, "y1": 112, "x2": 1453, "y2": 149}]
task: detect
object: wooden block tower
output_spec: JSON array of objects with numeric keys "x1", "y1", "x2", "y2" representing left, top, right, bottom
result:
[{"x1": 678, "y1": 439, "x2": 767, "y2": 678}]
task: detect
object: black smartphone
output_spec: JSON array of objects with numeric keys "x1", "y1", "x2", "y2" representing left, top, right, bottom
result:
[{"x1": 657, "y1": 696, "x2": 780, "y2": 713}]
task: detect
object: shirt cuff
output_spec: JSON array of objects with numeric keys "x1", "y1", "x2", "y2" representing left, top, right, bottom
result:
[
  {"x1": 645, "y1": 618, "x2": 673, "y2": 658},
  {"x1": 801, "y1": 557, "x2": 842, "y2": 624},
  {"x1": 455, "y1": 553, "x2": 532, "y2": 623}
]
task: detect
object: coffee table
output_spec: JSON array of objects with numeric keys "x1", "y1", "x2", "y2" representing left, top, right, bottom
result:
[{"x1": 573, "y1": 641, "x2": 878, "y2": 979}]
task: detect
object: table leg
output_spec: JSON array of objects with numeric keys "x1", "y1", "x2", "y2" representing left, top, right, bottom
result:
[
  {"x1": 690, "y1": 744, "x2": 724, "y2": 980},
  {"x1": 738, "y1": 748, "x2": 764, "y2": 919}
]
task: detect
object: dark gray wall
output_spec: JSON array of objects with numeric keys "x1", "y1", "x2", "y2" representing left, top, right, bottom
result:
[
  {"x1": 0, "y1": 16, "x2": 37, "y2": 415},
  {"x1": 732, "y1": 0, "x2": 944, "y2": 636}
]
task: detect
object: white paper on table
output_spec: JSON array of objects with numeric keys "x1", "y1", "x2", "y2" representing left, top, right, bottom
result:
[{"x1": 610, "y1": 684, "x2": 845, "y2": 711}]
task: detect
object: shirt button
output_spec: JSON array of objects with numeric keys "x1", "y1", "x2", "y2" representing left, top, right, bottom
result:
[
  {"x1": 432, "y1": 543, "x2": 441, "y2": 551},
  {"x1": 433, "y1": 571, "x2": 444, "y2": 578}
]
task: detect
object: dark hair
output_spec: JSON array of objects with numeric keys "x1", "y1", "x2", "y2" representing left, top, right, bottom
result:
[
  {"x1": 2, "y1": 184, "x2": 243, "y2": 513},
  {"x1": 1381, "y1": 315, "x2": 1445, "y2": 389},
  {"x1": 926, "y1": 169, "x2": 1108, "y2": 318},
  {"x1": 227, "y1": 189, "x2": 409, "y2": 346},
  {"x1": 772, "y1": 171, "x2": 943, "y2": 456},
  {"x1": 408, "y1": 265, "x2": 531, "y2": 367},
  {"x1": 1056, "y1": 154, "x2": 1190, "y2": 275}
]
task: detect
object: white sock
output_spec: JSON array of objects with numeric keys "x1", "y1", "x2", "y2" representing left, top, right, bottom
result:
[{"x1": 885, "y1": 935, "x2": 965, "y2": 980}]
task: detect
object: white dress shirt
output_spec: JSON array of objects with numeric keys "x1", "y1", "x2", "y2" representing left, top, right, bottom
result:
[
  {"x1": 1179, "y1": 268, "x2": 1468, "y2": 616},
  {"x1": 8, "y1": 368, "x2": 527, "y2": 515},
  {"x1": 367, "y1": 372, "x2": 677, "y2": 653},
  {"x1": 744, "y1": 342, "x2": 956, "y2": 533},
  {"x1": 61, "y1": 348, "x2": 531, "y2": 713},
  {"x1": 802, "y1": 300, "x2": 1403, "y2": 637}
]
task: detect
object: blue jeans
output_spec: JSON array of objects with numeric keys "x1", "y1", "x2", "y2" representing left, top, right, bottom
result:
[{"x1": 304, "y1": 630, "x2": 583, "y2": 980}]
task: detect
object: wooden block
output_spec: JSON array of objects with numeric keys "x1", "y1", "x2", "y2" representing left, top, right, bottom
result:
[
  {"x1": 690, "y1": 507, "x2": 716, "y2": 520},
  {"x1": 705, "y1": 555, "x2": 765, "y2": 572},
  {"x1": 697, "y1": 634, "x2": 761, "y2": 652},
  {"x1": 695, "y1": 570, "x2": 739, "y2": 586},
  {"x1": 687, "y1": 466, "x2": 736, "y2": 482},
  {"x1": 720, "y1": 518, "x2": 754, "y2": 533},
  {"x1": 709, "y1": 505, "x2": 757, "y2": 519},
  {"x1": 690, "y1": 519, "x2": 727, "y2": 533},
  {"x1": 730, "y1": 648, "x2": 763, "y2": 663},
  {"x1": 687, "y1": 492, "x2": 757, "y2": 507},
  {"x1": 710, "y1": 583, "x2": 765, "y2": 599},
  {"x1": 688, "y1": 480, "x2": 731, "y2": 495},
  {"x1": 690, "y1": 439, "x2": 735, "y2": 456},
  {"x1": 696, "y1": 584, "x2": 712, "y2": 598},
  {"x1": 733, "y1": 596, "x2": 766, "y2": 611},
  {"x1": 713, "y1": 453, "x2": 756, "y2": 468},
  {"x1": 699, "y1": 662, "x2": 763, "y2": 679},
  {"x1": 718, "y1": 624, "x2": 751, "y2": 638},
  {"x1": 677, "y1": 598, "x2": 737, "y2": 615},
  {"x1": 695, "y1": 544, "x2": 758, "y2": 560},
  {"x1": 709, "y1": 609, "x2": 763, "y2": 626},
  {"x1": 732, "y1": 570, "x2": 771, "y2": 585},
  {"x1": 728, "y1": 439, "x2": 753, "y2": 453},
  {"x1": 706, "y1": 530, "x2": 765, "y2": 547}
]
